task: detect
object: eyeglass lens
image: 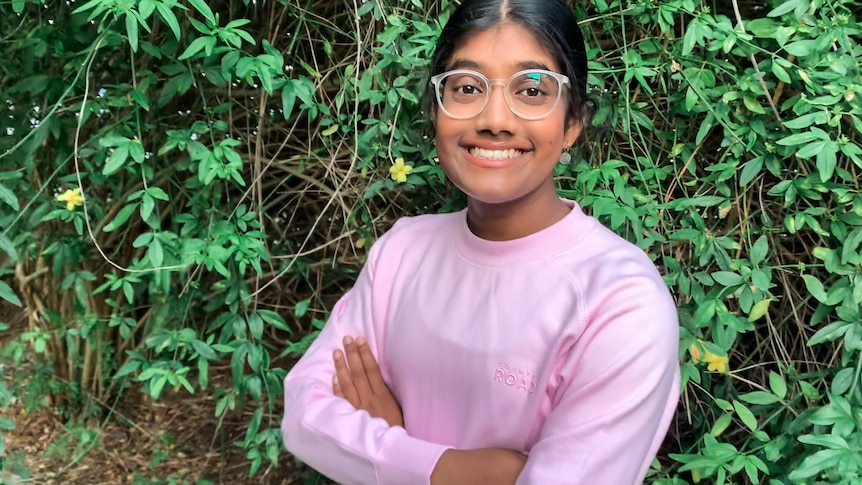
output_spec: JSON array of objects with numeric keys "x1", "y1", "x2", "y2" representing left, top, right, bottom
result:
[{"x1": 436, "y1": 70, "x2": 562, "y2": 120}]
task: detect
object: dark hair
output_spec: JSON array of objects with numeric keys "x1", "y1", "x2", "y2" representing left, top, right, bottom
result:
[{"x1": 430, "y1": 0, "x2": 591, "y2": 124}]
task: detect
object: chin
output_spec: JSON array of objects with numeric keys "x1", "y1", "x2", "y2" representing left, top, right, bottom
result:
[{"x1": 457, "y1": 184, "x2": 525, "y2": 206}]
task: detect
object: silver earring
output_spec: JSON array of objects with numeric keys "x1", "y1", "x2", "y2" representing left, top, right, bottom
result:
[{"x1": 559, "y1": 150, "x2": 572, "y2": 164}]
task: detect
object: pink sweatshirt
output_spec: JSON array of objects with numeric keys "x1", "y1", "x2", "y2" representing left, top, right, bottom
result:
[{"x1": 282, "y1": 200, "x2": 680, "y2": 484}]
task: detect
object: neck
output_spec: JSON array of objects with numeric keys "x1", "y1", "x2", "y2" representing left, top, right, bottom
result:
[{"x1": 466, "y1": 183, "x2": 570, "y2": 241}]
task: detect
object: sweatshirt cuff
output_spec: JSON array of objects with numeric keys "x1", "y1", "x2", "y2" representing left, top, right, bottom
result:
[{"x1": 375, "y1": 426, "x2": 451, "y2": 485}]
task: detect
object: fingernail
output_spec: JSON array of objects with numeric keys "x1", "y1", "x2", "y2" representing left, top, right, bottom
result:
[
  {"x1": 332, "y1": 375, "x2": 338, "y2": 385},
  {"x1": 343, "y1": 336, "x2": 353, "y2": 345},
  {"x1": 356, "y1": 337, "x2": 366, "y2": 346},
  {"x1": 333, "y1": 350, "x2": 342, "y2": 360}
]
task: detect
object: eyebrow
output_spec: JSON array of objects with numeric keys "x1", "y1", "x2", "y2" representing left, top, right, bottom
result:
[{"x1": 447, "y1": 58, "x2": 554, "y2": 73}]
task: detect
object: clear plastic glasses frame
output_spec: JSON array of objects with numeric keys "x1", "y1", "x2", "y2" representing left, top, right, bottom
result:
[{"x1": 430, "y1": 69, "x2": 570, "y2": 121}]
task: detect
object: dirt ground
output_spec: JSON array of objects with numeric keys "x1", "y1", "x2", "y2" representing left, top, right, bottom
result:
[{"x1": 0, "y1": 302, "x2": 324, "y2": 485}]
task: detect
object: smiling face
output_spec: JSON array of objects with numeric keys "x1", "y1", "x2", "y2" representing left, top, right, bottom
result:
[{"x1": 434, "y1": 22, "x2": 582, "y2": 207}]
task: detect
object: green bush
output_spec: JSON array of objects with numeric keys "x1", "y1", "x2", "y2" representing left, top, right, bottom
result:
[{"x1": 1, "y1": 0, "x2": 861, "y2": 482}]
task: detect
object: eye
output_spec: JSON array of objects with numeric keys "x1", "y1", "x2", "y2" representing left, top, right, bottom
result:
[
  {"x1": 521, "y1": 87, "x2": 543, "y2": 97},
  {"x1": 458, "y1": 84, "x2": 479, "y2": 95},
  {"x1": 512, "y1": 72, "x2": 554, "y2": 99},
  {"x1": 450, "y1": 80, "x2": 483, "y2": 96},
  {"x1": 515, "y1": 84, "x2": 548, "y2": 98}
]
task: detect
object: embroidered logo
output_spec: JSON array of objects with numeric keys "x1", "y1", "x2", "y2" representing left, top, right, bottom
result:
[{"x1": 494, "y1": 361, "x2": 537, "y2": 394}]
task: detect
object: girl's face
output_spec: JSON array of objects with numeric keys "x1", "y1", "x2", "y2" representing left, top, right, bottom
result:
[{"x1": 434, "y1": 22, "x2": 581, "y2": 207}]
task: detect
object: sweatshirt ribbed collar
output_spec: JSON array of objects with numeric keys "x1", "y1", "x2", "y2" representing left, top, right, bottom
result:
[{"x1": 453, "y1": 199, "x2": 596, "y2": 267}]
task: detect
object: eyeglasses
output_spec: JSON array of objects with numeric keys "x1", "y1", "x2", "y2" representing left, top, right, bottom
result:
[{"x1": 430, "y1": 69, "x2": 570, "y2": 121}]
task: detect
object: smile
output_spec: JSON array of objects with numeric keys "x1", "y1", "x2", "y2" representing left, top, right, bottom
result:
[{"x1": 467, "y1": 147, "x2": 525, "y2": 160}]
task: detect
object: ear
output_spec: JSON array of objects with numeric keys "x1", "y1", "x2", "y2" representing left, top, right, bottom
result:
[{"x1": 563, "y1": 117, "x2": 583, "y2": 148}]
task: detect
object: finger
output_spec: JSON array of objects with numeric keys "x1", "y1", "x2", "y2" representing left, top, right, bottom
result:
[
  {"x1": 343, "y1": 336, "x2": 373, "y2": 397},
  {"x1": 332, "y1": 375, "x2": 344, "y2": 398},
  {"x1": 356, "y1": 338, "x2": 387, "y2": 394},
  {"x1": 333, "y1": 349, "x2": 359, "y2": 406}
]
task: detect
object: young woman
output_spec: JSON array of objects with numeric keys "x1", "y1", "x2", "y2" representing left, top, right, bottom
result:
[{"x1": 281, "y1": 1, "x2": 680, "y2": 484}]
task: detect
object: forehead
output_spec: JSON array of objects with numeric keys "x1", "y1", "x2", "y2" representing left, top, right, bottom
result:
[{"x1": 447, "y1": 22, "x2": 561, "y2": 76}]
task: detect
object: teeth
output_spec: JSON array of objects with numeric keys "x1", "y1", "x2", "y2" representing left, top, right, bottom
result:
[{"x1": 468, "y1": 147, "x2": 524, "y2": 160}]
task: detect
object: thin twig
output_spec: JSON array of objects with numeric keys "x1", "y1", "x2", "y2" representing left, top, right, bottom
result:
[{"x1": 730, "y1": 0, "x2": 785, "y2": 126}]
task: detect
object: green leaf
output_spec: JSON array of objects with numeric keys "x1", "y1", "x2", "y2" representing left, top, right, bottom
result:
[
  {"x1": 831, "y1": 367, "x2": 854, "y2": 395},
  {"x1": 139, "y1": 0, "x2": 155, "y2": 18},
  {"x1": 802, "y1": 274, "x2": 828, "y2": 303},
  {"x1": 72, "y1": 0, "x2": 104, "y2": 15},
  {"x1": 733, "y1": 400, "x2": 758, "y2": 431},
  {"x1": 178, "y1": 36, "x2": 210, "y2": 60},
  {"x1": 123, "y1": 281, "x2": 134, "y2": 304},
  {"x1": 191, "y1": 339, "x2": 218, "y2": 360},
  {"x1": 103, "y1": 203, "x2": 138, "y2": 232},
  {"x1": 198, "y1": 357, "x2": 209, "y2": 389},
  {"x1": 784, "y1": 112, "x2": 823, "y2": 129},
  {"x1": 133, "y1": 232, "x2": 153, "y2": 248},
  {"x1": 0, "y1": 281, "x2": 22, "y2": 306},
  {"x1": 148, "y1": 238, "x2": 164, "y2": 267},
  {"x1": 11, "y1": 0, "x2": 25, "y2": 13},
  {"x1": 808, "y1": 320, "x2": 851, "y2": 346},
  {"x1": 295, "y1": 299, "x2": 311, "y2": 318},
  {"x1": 146, "y1": 187, "x2": 170, "y2": 201},
  {"x1": 667, "y1": 196, "x2": 726, "y2": 209},
  {"x1": 258, "y1": 309, "x2": 291, "y2": 332},
  {"x1": 114, "y1": 360, "x2": 141, "y2": 379},
  {"x1": 748, "y1": 299, "x2": 771, "y2": 322},
  {"x1": 743, "y1": 95, "x2": 766, "y2": 114},
  {"x1": 125, "y1": 13, "x2": 139, "y2": 52},
  {"x1": 156, "y1": 3, "x2": 182, "y2": 40},
  {"x1": 789, "y1": 449, "x2": 845, "y2": 480},
  {"x1": 103, "y1": 145, "x2": 130, "y2": 175},
  {"x1": 739, "y1": 157, "x2": 763, "y2": 186},
  {"x1": 0, "y1": 233, "x2": 19, "y2": 262},
  {"x1": 798, "y1": 434, "x2": 849, "y2": 450},
  {"x1": 131, "y1": 89, "x2": 150, "y2": 111},
  {"x1": 784, "y1": 40, "x2": 814, "y2": 56},
  {"x1": 141, "y1": 193, "x2": 155, "y2": 221},
  {"x1": 739, "y1": 391, "x2": 781, "y2": 405},
  {"x1": 187, "y1": 0, "x2": 216, "y2": 25},
  {"x1": 712, "y1": 271, "x2": 744, "y2": 287},
  {"x1": 98, "y1": 135, "x2": 131, "y2": 147},
  {"x1": 816, "y1": 146, "x2": 837, "y2": 182},
  {"x1": 710, "y1": 413, "x2": 733, "y2": 437},
  {"x1": 0, "y1": 417, "x2": 15, "y2": 431},
  {"x1": 282, "y1": 82, "x2": 297, "y2": 119},
  {"x1": 769, "y1": 372, "x2": 787, "y2": 400},
  {"x1": 129, "y1": 139, "x2": 145, "y2": 163},
  {"x1": 750, "y1": 236, "x2": 768, "y2": 266},
  {"x1": 0, "y1": 184, "x2": 19, "y2": 211},
  {"x1": 248, "y1": 312, "x2": 263, "y2": 340},
  {"x1": 682, "y1": 18, "x2": 700, "y2": 55},
  {"x1": 771, "y1": 62, "x2": 791, "y2": 83},
  {"x1": 841, "y1": 229, "x2": 862, "y2": 265},
  {"x1": 768, "y1": 0, "x2": 806, "y2": 17},
  {"x1": 776, "y1": 130, "x2": 825, "y2": 146}
]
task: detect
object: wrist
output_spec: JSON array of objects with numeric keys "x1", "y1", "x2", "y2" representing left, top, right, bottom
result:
[{"x1": 431, "y1": 449, "x2": 463, "y2": 485}]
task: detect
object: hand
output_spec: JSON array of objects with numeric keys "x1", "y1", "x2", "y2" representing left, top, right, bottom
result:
[
  {"x1": 332, "y1": 335, "x2": 404, "y2": 428},
  {"x1": 431, "y1": 448, "x2": 527, "y2": 485}
]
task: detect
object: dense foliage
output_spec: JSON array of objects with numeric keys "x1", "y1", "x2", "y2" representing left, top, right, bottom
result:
[{"x1": 1, "y1": 0, "x2": 861, "y2": 482}]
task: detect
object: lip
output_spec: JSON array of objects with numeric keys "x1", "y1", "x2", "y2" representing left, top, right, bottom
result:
[{"x1": 461, "y1": 143, "x2": 531, "y2": 169}]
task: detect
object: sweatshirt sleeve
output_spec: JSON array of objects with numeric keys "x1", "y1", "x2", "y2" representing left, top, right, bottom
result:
[
  {"x1": 281, "y1": 228, "x2": 450, "y2": 485},
  {"x1": 516, "y1": 261, "x2": 680, "y2": 485}
]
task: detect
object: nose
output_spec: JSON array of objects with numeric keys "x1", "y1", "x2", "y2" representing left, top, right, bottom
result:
[{"x1": 475, "y1": 83, "x2": 517, "y2": 135}]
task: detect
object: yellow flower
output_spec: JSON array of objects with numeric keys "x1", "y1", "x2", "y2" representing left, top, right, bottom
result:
[
  {"x1": 388, "y1": 157, "x2": 413, "y2": 184},
  {"x1": 690, "y1": 340, "x2": 729, "y2": 373},
  {"x1": 56, "y1": 187, "x2": 85, "y2": 211},
  {"x1": 705, "y1": 352, "x2": 729, "y2": 373},
  {"x1": 689, "y1": 342, "x2": 702, "y2": 361}
]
